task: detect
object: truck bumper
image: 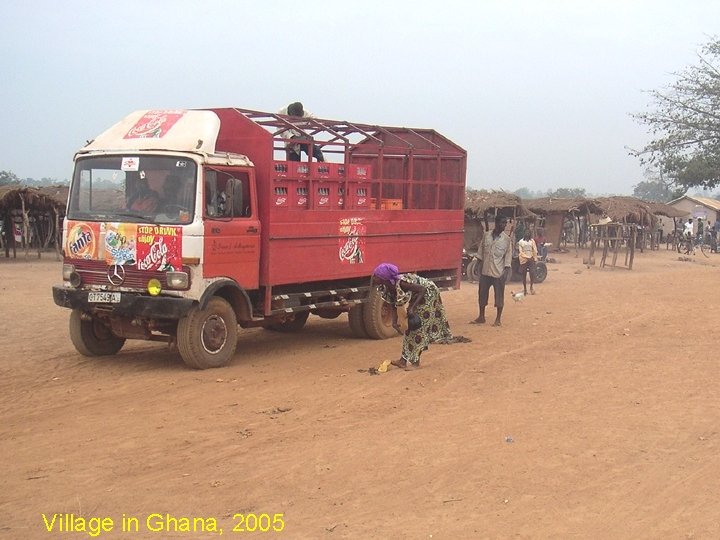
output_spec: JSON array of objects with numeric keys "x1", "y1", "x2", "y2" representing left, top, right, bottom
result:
[{"x1": 52, "y1": 286, "x2": 196, "y2": 320}]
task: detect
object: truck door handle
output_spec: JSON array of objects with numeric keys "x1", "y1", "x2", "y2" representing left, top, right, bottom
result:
[{"x1": 246, "y1": 226, "x2": 258, "y2": 233}]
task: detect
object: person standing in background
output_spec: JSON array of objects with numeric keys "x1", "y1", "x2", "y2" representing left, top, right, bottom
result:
[
  {"x1": 471, "y1": 216, "x2": 513, "y2": 327},
  {"x1": 517, "y1": 230, "x2": 538, "y2": 296}
]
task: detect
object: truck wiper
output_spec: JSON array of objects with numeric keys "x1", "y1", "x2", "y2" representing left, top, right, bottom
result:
[{"x1": 111, "y1": 212, "x2": 160, "y2": 224}]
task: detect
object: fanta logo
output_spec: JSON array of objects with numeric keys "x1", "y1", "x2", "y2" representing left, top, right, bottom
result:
[{"x1": 67, "y1": 223, "x2": 96, "y2": 259}]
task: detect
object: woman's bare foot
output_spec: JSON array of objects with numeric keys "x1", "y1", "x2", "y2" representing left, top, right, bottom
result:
[
  {"x1": 470, "y1": 317, "x2": 486, "y2": 324},
  {"x1": 492, "y1": 320, "x2": 502, "y2": 327},
  {"x1": 391, "y1": 358, "x2": 407, "y2": 369}
]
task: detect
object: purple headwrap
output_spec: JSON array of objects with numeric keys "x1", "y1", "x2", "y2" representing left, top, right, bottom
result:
[{"x1": 373, "y1": 263, "x2": 400, "y2": 284}]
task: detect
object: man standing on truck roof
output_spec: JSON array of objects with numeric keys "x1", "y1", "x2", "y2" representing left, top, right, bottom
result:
[{"x1": 278, "y1": 101, "x2": 325, "y2": 162}]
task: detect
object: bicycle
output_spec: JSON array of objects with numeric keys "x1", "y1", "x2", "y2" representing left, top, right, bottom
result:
[{"x1": 677, "y1": 234, "x2": 711, "y2": 258}]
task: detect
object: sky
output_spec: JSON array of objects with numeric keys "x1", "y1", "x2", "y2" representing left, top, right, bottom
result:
[{"x1": 1, "y1": 0, "x2": 719, "y2": 195}]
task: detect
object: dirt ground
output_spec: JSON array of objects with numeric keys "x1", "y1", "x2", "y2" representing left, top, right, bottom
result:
[{"x1": 1, "y1": 247, "x2": 720, "y2": 539}]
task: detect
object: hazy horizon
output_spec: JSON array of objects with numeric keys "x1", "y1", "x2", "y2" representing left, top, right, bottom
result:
[{"x1": 2, "y1": 1, "x2": 719, "y2": 195}]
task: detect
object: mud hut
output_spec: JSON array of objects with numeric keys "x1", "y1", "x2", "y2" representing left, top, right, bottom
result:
[
  {"x1": 525, "y1": 197, "x2": 604, "y2": 251},
  {"x1": 0, "y1": 185, "x2": 68, "y2": 259}
]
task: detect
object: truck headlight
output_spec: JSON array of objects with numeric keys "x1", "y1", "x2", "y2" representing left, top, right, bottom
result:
[
  {"x1": 62, "y1": 264, "x2": 75, "y2": 281},
  {"x1": 166, "y1": 272, "x2": 189, "y2": 289}
]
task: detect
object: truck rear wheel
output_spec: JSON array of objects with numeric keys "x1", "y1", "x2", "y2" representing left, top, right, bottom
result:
[
  {"x1": 348, "y1": 305, "x2": 369, "y2": 338},
  {"x1": 177, "y1": 297, "x2": 237, "y2": 369},
  {"x1": 69, "y1": 309, "x2": 126, "y2": 356},
  {"x1": 266, "y1": 311, "x2": 309, "y2": 332},
  {"x1": 363, "y1": 287, "x2": 399, "y2": 340}
]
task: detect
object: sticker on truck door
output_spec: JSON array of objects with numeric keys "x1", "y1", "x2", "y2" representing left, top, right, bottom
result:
[{"x1": 338, "y1": 217, "x2": 365, "y2": 264}]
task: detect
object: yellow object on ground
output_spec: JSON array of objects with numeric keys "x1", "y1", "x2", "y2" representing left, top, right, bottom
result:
[{"x1": 377, "y1": 359, "x2": 391, "y2": 373}]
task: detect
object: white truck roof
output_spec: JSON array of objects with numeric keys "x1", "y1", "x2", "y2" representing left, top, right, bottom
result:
[{"x1": 79, "y1": 109, "x2": 222, "y2": 155}]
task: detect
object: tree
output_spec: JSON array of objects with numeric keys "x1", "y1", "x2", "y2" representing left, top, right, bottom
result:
[
  {"x1": 633, "y1": 36, "x2": 720, "y2": 190},
  {"x1": 546, "y1": 187, "x2": 586, "y2": 198},
  {"x1": 0, "y1": 170, "x2": 20, "y2": 186},
  {"x1": 633, "y1": 178, "x2": 685, "y2": 202},
  {"x1": 512, "y1": 187, "x2": 546, "y2": 199},
  {"x1": 632, "y1": 167, "x2": 686, "y2": 202}
]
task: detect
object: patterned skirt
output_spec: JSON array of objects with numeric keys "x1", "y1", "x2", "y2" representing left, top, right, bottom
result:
[{"x1": 401, "y1": 280, "x2": 454, "y2": 365}]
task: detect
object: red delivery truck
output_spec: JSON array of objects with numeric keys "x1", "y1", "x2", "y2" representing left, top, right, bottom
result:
[{"x1": 52, "y1": 108, "x2": 467, "y2": 368}]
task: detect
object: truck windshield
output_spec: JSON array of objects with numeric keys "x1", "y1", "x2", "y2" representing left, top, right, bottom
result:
[{"x1": 67, "y1": 155, "x2": 197, "y2": 225}]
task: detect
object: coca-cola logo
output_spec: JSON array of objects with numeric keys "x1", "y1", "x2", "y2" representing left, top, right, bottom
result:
[
  {"x1": 297, "y1": 197, "x2": 307, "y2": 205},
  {"x1": 339, "y1": 236, "x2": 358, "y2": 261},
  {"x1": 138, "y1": 237, "x2": 168, "y2": 270},
  {"x1": 275, "y1": 197, "x2": 287, "y2": 205},
  {"x1": 319, "y1": 197, "x2": 329, "y2": 205}
]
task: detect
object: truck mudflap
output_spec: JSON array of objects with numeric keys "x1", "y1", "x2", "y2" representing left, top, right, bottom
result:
[{"x1": 52, "y1": 286, "x2": 196, "y2": 320}]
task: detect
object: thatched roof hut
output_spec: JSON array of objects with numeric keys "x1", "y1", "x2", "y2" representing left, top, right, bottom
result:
[
  {"x1": 644, "y1": 201, "x2": 688, "y2": 219},
  {"x1": 525, "y1": 197, "x2": 604, "y2": 217},
  {"x1": 0, "y1": 185, "x2": 69, "y2": 258},
  {"x1": 465, "y1": 189, "x2": 535, "y2": 219},
  {"x1": 0, "y1": 185, "x2": 67, "y2": 214},
  {"x1": 592, "y1": 196, "x2": 656, "y2": 225}
]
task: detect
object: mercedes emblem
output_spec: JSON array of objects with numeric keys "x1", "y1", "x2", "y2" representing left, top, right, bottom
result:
[{"x1": 107, "y1": 264, "x2": 126, "y2": 286}]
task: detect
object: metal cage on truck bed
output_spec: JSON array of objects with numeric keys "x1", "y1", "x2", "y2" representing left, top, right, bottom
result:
[{"x1": 206, "y1": 108, "x2": 467, "y2": 304}]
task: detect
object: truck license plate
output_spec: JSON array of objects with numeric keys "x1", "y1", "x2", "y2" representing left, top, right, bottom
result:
[{"x1": 88, "y1": 292, "x2": 121, "y2": 303}]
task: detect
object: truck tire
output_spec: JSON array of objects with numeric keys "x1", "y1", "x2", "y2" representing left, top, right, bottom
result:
[
  {"x1": 363, "y1": 287, "x2": 399, "y2": 340},
  {"x1": 266, "y1": 311, "x2": 309, "y2": 332},
  {"x1": 177, "y1": 296, "x2": 237, "y2": 369},
  {"x1": 348, "y1": 305, "x2": 369, "y2": 338},
  {"x1": 69, "y1": 309, "x2": 126, "y2": 356}
]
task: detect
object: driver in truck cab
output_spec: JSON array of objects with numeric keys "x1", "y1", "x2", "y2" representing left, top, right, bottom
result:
[{"x1": 127, "y1": 176, "x2": 160, "y2": 213}]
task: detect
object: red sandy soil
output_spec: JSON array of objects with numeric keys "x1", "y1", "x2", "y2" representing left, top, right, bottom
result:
[{"x1": 1, "y1": 247, "x2": 719, "y2": 539}]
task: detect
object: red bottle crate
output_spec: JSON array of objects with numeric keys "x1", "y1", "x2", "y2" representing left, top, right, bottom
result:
[
  {"x1": 311, "y1": 162, "x2": 345, "y2": 179},
  {"x1": 273, "y1": 181, "x2": 290, "y2": 207},
  {"x1": 350, "y1": 184, "x2": 370, "y2": 209},
  {"x1": 291, "y1": 181, "x2": 310, "y2": 208},
  {"x1": 346, "y1": 163, "x2": 372, "y2": 180}
]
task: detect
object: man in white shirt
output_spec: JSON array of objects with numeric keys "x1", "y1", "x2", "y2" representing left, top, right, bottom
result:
[
  {"x1": 277, "y1": 102, "x2": 325, "y2": 162},
  {"x1": 683, "y1": 218, "x2": 694, "y2": 239},
  {"x1": 517, "y1": 230, "x2": 538, "y2": 296}
]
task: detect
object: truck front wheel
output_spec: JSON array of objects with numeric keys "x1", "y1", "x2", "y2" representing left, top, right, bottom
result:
[
  {"x1": 363, "y1": 287, "x2": 399, "y2": 339},
  {"x1": 177, "y1": 297, "x2": 238, "y2": 369},
  {"x1": 69, "y1": 309, "x2": 126, "y2": 356}
]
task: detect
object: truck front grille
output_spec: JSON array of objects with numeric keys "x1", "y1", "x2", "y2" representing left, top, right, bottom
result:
[{"x1": 70, "y1": 259, "x2": 190, "y2": 290}]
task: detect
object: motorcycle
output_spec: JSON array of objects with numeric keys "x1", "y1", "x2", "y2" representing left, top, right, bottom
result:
[
  {"x1": 461, "y1": 249, "x2": 480, "y2": 281},
  {"x1": 464, "y1": 243, "x2": 550, "y2": 284}
]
